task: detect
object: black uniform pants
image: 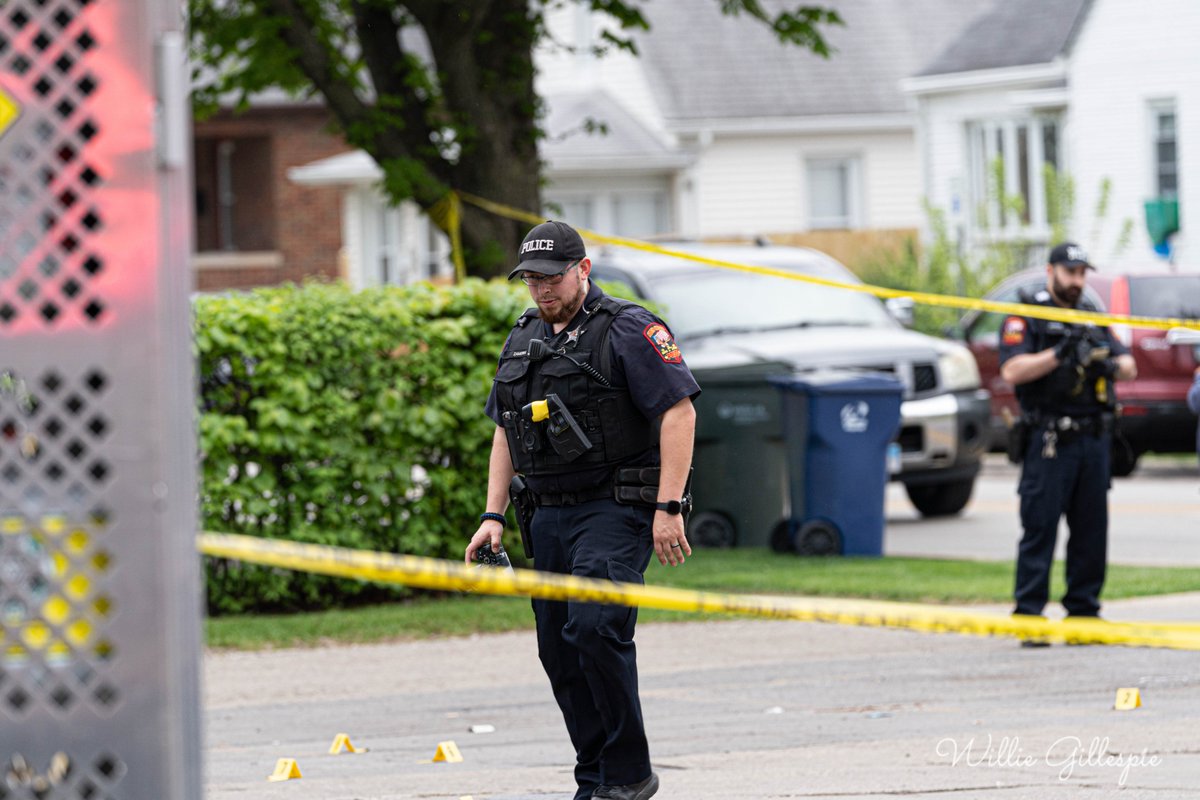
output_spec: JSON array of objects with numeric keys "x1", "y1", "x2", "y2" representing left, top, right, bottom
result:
[
  {"x1": 530, "y1": 497, "x2": 655, "y2": 798},
  {"x1": 1014, "y1": 429, "x2": 1110, "y2": 617}
]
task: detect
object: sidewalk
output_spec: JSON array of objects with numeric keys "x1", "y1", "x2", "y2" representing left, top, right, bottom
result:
[{"x1": 963, "y1": 590, "x2": 1200, "y2": 624}]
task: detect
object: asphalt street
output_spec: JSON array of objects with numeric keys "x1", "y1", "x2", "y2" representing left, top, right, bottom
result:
[
  {"x1": 204, "y1": 454, "x2": 1200, "y2": 799},
  {"x1": 205, "y1": 619, "x2": 1200, "y2": 800}
]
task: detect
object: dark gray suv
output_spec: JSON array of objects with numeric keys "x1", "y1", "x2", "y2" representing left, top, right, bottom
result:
[{"x1": 591, "y1": 243, "x2": 991, "y2": 546}]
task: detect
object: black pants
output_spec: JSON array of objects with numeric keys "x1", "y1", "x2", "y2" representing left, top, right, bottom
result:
[
  {"x1": 1014, "y1": 429, "x2": 1110, "y2": 617},
  {"x1": 530, "y1": 497, "x2": 655, "y2": 799}
]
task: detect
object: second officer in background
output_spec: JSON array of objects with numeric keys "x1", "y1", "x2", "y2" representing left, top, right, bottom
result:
[{"x1": 998, "y1": 242, "x2": 1136, "y2": 636}]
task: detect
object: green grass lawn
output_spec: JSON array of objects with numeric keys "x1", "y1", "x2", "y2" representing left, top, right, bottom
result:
[{"x1": 205, "y1": 549, "x2": 1200, "y2": 650}]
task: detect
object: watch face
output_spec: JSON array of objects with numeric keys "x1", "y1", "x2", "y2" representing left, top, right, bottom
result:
[{"x1": 660, "y1": 500, "x2": 681, "y2": 515}]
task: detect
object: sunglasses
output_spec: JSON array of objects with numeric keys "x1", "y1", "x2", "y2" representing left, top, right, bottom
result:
[{"x1": 519, "y1": 261, "x2": 581, "y2": 286}]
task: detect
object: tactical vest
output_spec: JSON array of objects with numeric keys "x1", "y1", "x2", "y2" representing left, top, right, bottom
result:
[
  {"x1": 493, "y1": 295, "x2": 655, "y2": 477},
  {"x1": 1015, "y1": 295, "x2": 1115, "y2": 417}
]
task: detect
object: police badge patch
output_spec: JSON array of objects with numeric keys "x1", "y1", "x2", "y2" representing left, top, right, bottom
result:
[
  {"x1": 643, "y1": 322, "x2": 682, "y2": 363},
  {"x1": 1002, "y1": 316, "x2": 1026, "y2": 345}
]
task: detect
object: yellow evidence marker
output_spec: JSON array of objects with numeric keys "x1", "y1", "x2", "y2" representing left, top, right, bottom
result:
[
  {"x1": 1114, "y1": 688, "x2": 1142, "y2": 710},
  {"x1": 267, "y1": 758, "x2": 302, "y2": 781},
  {"x1": 329, "y1": 733, "x2": 366, "y2": 754},
  {"x1": 432, "y1": 740, "x2": 464, "y2": 763}
]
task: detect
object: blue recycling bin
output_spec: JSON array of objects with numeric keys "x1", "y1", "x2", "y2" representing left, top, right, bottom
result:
[{"x1": 769, "y1": 371, "x2": 903, "y2": 556}]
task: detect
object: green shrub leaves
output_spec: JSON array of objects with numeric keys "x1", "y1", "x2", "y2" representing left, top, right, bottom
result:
[{"x1": 196, "y1": 280, "x2": 527, "y2": 613}]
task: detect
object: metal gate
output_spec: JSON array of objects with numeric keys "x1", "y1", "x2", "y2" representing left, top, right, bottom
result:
[{"x1": 0, "y1": 0, "x2": 200, "y2": 797}]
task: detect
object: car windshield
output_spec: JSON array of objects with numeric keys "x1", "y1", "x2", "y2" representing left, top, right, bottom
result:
[
  {"x1": 1129, "y1": 276, "x2": 1200, "y2": 319},
  {"x1": 645, "y1": 267, "x2": 895, "y2": 339}
]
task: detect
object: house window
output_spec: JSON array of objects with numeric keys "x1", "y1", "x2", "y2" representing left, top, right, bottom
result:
[
  {"x1": 807, "y1": 157, "x2": 860, "y2": 229},
  {"x1": 967, "y1": 117, "x2": 1060, "y2": 234},
  {"x1": 613, "y1": 192, "x2": 668, "y2": 238},
  {"x1": 376, "y1": 203, "x2": 403, "y2": 286},
  {"x1": 1151, "y1": 103, "x2": 1178, "y2": 198},
  {"x1": 193, "y1": 136, "x2": 277, "y2": 252},
  {"x1": 543, "y1": 192, "x2": 671, "y2": 239},
  {"x1": 545, "y1": 197, "x2": 593, "y2": 231}
]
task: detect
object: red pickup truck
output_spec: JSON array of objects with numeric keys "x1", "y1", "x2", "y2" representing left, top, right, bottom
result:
[{"x1": 954, "y1": 269, "x2": 1200, "y2": 476}]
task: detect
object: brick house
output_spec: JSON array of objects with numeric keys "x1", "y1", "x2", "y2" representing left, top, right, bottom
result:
[{"x1": 191, "y1": 104, "x2": 349, "y2": 292}]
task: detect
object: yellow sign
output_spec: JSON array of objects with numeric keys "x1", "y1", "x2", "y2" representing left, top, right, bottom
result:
[
  {"x1": 1115, "y1": 688, "x2": 1143, "y2": 710},
  {"x1": 0, "y1": 86, "x2": 20, "y2": 139}
]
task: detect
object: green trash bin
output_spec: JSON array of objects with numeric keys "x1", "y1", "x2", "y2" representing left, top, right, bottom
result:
[
  {"x1": 1144, "y1": 197, "x2": 1180, "y2": 247},
  {"x1": 687, "y1": 363, "x2": 790, "y2": 548}
]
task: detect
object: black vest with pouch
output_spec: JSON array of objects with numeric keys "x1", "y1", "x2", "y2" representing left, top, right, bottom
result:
[
  {"x1": 1015, "y1": 293, "x2": 1115, "y2": 417},
  {"x1": 493, "y1": 295, "x2": 655, "y2": 487}
]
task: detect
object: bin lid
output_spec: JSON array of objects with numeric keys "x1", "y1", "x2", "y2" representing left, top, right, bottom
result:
[
  {"x1": 768, "y1": 369, "x2": 904, "y2": 396},
  {"x1": 692, "y1": 361, "x2": 794, "y2": 388}
]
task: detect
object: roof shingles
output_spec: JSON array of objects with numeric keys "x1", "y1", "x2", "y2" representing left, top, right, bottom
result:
[
  {"x1": 635, "y1": 0, "x2": 998, "y2": 122},
  {"x1": 915, "y1": 0, "x2": 1090, "y2": 77}
]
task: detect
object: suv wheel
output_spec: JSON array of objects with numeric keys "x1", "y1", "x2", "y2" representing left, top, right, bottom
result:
[
  {"x1": 904, "y1": 478, "x2": 975, "y2": 517},
  {"x1": 1110, "y1": 438, "x2": 1139, "y2": 478}
]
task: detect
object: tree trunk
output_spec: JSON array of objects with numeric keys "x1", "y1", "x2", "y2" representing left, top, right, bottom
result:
[{"x1": 422, "y1": 0, "x2": 542, "y2": 278}]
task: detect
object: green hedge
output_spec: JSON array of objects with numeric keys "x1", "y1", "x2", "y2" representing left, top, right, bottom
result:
[{"x1": 196, "y1": 279, "x2": 528, "y2": 614}]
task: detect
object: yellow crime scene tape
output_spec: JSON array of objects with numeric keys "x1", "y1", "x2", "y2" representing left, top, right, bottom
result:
[
  {"x1": 194, "y1": 196, "x2": 1200, "y2": 652},
  {"x1": 457, "y1": 191, "x2": 1200, "y2": 333},
  {"x1": 198, "y1": 533, "x2": 1200, "y2": 651}
]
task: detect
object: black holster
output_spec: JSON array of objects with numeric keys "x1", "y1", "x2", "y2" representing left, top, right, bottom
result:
[
  {"x1": 1006, "y1": 416, "x2": 1032, "y2": 464},
  {"x1": 508, "y1": 475, "x2": 535, "y2": 559}
]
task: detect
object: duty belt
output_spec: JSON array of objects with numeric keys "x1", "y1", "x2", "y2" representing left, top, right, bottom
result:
[
  {"x1": 1033, "y1": 413, "x2": 1110, "y2": 436},
  {"x1": 530, "y1": 465, "x2": 679, "y2": 508},
  {"x1": 531, "y1": 484, "x2": 614, "y2": 507}
]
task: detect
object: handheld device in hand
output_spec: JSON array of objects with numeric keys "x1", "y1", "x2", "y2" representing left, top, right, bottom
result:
[{"x1": 475, "y1": 542, "x2": 514, "y2": 572}]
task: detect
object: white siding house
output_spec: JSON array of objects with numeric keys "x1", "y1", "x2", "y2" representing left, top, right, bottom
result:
[
  {"x1": 287, "y1": 152, "x2": 453, "y2": 289},
  {"x1": 1068, "y1": 0, "x2": 1199, "y2": 268},
  {"x1": 905, "y1": 0, "x2": 1198, "y2": 270},
  {"x1": 290, "y1": 0, "x2": 996, "y2": 287},
  {"x1": 595, "y1": 0, "x2": 992, "y2": 239}
]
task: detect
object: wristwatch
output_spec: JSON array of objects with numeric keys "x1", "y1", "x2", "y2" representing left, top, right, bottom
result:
[{"x1": 655, "y1": 500, "x2": 683, "y2": 515}]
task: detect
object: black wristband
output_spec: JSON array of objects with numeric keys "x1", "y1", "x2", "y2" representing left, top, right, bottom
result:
[{"x1": 479, "y1": 512, "x2": 507, "y2": 527}]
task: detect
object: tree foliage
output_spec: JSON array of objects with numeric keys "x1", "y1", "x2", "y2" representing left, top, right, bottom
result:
[{"x1": 188, "y1": 0, "x2": 841, "y2": 276}]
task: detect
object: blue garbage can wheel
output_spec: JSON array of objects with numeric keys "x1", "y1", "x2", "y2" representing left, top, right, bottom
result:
[
  {"x1": 687, "y1": 510, "x2": 736, "y2": 548},
  {"x1": 795, "y1": 519, "x2": 841, "y2": 556}
]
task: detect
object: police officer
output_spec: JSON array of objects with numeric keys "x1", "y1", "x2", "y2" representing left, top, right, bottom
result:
[
  {"x1": 1188, "y1": 366, "x2": 1200, "y2": 468},
  {"x1": 999, "y1": 242, "x2": 1136, "y2": 638},
  {"x1": 466, "y1": 220, "x2": 700, "y2": 800}
]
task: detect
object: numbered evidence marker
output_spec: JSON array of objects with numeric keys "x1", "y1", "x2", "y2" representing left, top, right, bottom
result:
[
  {"x1": 1114, "y1": 688, "x2": 1143, "y2": 710},
  {"x1": 432, "y1": 740, "x2": 464, "y2": 762},
  {"x1": 268, "y1": 758, "x2": 302, "y2": 781},
  {"x1": 329, "y1": 733, "x2": 367, "y2": 754}
]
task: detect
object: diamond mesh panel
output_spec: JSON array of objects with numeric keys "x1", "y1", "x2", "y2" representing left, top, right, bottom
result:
[
  {"x1": 0, "y1": 0, "x2": 198, "y2": 798},
  {"x1": 1, "y1": 369, "x2": 118, "y2": 720},
  {"x1": 0, "y1": 0, "x2": 106, "y2": 330}
]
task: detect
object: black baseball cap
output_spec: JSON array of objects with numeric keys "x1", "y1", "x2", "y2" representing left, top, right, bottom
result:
[
  {"x1": 1048, "y1": 241, "x2": 1095, "y2": 270},
  {"x1": 508, "y1": 220, "x2": 587, "y2": 280}
]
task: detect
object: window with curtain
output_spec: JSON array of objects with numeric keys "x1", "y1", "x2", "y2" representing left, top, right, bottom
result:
[
  {"x1": 806, "y1": 156, "x2": 860, "y2": 229},
  {"x1": 966, "y1": 116, "x2": 1061, "y2": 235}
]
